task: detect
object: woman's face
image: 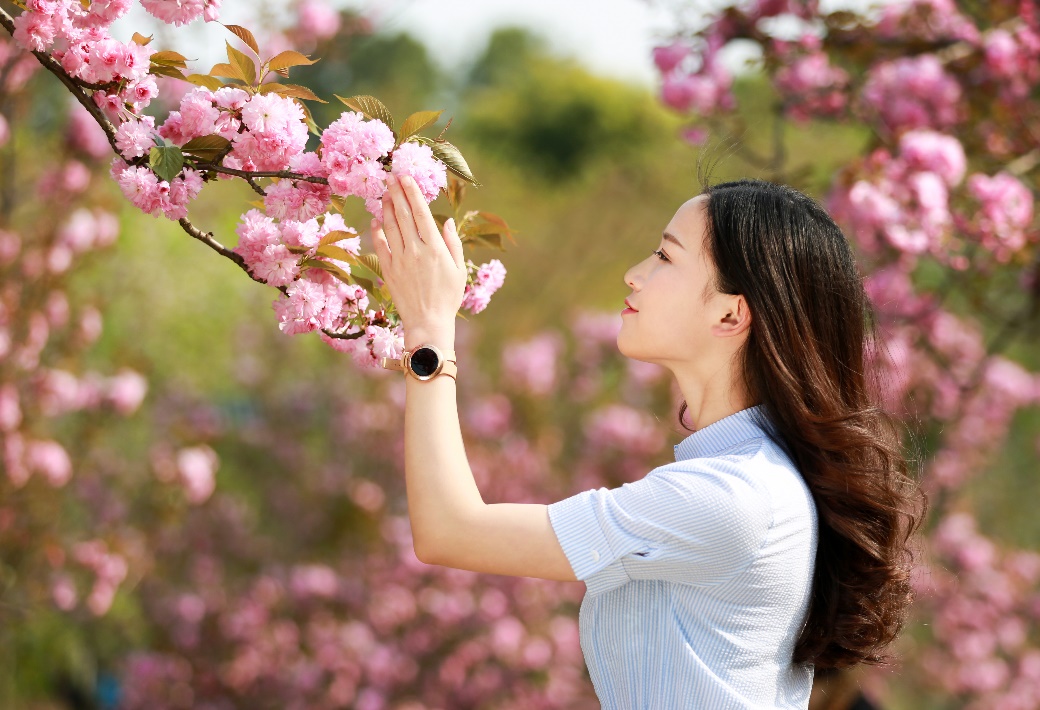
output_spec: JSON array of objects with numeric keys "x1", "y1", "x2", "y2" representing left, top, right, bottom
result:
[{"x1": 618, "y1": 194, "x2": 729, "y2": 370}]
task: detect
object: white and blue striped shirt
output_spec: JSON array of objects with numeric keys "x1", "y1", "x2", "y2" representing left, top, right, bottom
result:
[{"x1": 547, "y1": 404, "x2": 818, "y2": 709}]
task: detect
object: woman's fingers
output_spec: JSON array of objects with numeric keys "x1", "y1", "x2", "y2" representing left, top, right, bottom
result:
[
  {"x1": 398, "y1": 175, "x2": 444, "y2": 250},
  {"x1": 381, "y1": 193, "x2": 406, "y2": 255},
  {"x1": 371, "y1": 218, "x2": 392, "y2": 273},
  {"x1": 385, "y1": 174, "x2": 423, "y2": 248}
]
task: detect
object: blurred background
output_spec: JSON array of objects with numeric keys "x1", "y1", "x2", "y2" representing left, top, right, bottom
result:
[{"x1": 1, "y1": 0, "x2": 1038, "y2": 708}]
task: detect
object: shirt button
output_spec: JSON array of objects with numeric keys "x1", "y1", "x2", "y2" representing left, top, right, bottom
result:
[{"x1": 591, "y1": 549, "x2": 600, "y2": 562}]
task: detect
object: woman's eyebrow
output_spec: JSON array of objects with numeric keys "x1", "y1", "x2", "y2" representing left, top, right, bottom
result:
[{"x1": 663, "y1": 232, "x2": 685, "y2": 250}]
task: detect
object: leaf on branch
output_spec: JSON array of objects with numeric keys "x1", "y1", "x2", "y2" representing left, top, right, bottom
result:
[
  {"x1": 209, "y1": 63, "x2": 242, "y2": 81},
  {"x1": 396, "y1": 109, "x2": 443, "y2": 145},
  {"x1": 316, "y1": 244, "x2": 357, "y2": 262},
  {"x1": 248, "y1": 199, "x2": 267, "y2": 210},
  {"x1": 149, "y1": 145, "x2": 185, "y2": 183},
  {"x1": 302, "y1": 258, "x2": 353, "y2": 286},
  {"x1": 226, "y1": 41, "x2": 256, "y2": 86},
  {"x1": 150, "y1": 50, "x2": 189, "y2": 68},
  {"x1": 182, "y1": 134, "x2": 231, "y2": 163},
  {"x1": 357, "y1": 253, "x2": 382, "y2": 280},
  {"x1": 260, "y1": 83, "x2": 327, "y2": 103},
  {"x1": 149, "y1": 64, "x2": 188, "y2": 80},
  {"x1": 335, "y1": 94, "x2": 394, "y2": 130},
  {"x1": 318, "y1": 229, "x2": 357, "y2": 247},
  {"x1": 185, "y1": 74, "x2": 225, "y2": 91},
  {"x1": 131, "y1": 32, "x2": 153, "y2": 46},
  {"x1": 446, "y1": 176, "x2": 466, "y2": 211},
  {"x1": 414, "y1": 136, "x2": 480, "y2": 186},
  {"x1": 223, "y1": 23, "x2": 260, "y2": 56},
  {"x1": 267, "y1": 50, "x2": 319, "y2": 73},
  {"x1": 274, "y1": 67, "x2": 291, "y2": 78}
]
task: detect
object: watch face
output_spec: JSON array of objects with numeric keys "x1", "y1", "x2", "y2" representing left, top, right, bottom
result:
[{"x1": 409, "y1": 347, "x2": 441, "y2": 377}]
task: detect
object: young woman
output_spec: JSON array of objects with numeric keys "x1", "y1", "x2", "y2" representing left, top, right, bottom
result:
[{"x1": 371, "y1": 173, "x2": 924, "y2": 709}]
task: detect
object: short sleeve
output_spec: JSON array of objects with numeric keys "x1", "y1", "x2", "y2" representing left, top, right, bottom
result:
[{"x1": 547, "y1": 461, "x2": 772, "y2": 586}]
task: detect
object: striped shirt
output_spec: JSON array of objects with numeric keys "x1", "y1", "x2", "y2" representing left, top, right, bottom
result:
[{"x1": 547, "y1": 404, "x2": 818, "y2": 709}]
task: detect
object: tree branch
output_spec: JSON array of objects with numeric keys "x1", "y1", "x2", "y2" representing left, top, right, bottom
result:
[{"x1": 194, "y1": 162, "x2": 330, "y2": 186}]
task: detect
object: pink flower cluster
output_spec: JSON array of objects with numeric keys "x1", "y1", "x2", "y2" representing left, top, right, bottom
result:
[
  {"x1": 264, "y1": 153, "x2": 333, "y2": 222},
  {"x1": 500, "y1": 332, "x2": 564, "y2": 397},
  {"x1": 982, "y1": 26, "x2": 1040, "y2": 100},
  {"x1": 110, "y1": 158, "x2": 204, "y2": 221},
  {"x1": 966, "y1": 172, "x2": 1035, "y2": 260},
  {"x1": 12, "y1": 0, "x2": 161, "y2": 118},
  {"x1": 861, "y1": 54, "x2": 962, "y2": 132},
  {"x1": 159, "y1": 87, "x2": 310, "y2": 173},
  {"x1": 70, "y1": 538, "x2": 129, "y2": 615},
  {"x1": 461, "y1": 258, "x2": 507, "y2": 315},
  {"x1": 660, "y1": 63, "x2": 735, "y2": 117},
  {"x1": 831, "y1": 130, "x2": 966, "y2": 257},
  {"x1": 140, "y1": 0, "x2": 221, "y2": 26},
  {"x1": 917, "y1": 513, "x2": 1040, "y2": 708},
  {"x1": 774, "y1": 51, "x2": 849, "y2": 122},
  {"x1": 876, "y1": 0, "x2": 980, "y2": 43}
]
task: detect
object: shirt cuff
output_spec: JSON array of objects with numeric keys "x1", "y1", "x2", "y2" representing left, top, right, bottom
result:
[{"x1": 547, "y1": 489, "x2": 614, "y2": 581}]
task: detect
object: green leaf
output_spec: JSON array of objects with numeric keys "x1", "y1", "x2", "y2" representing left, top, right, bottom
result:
[
  {"x1": 414, "y1": 136, "x2": 480, "y2": 186},
  {"x1": 357, "y1": 253, "x2": 382, "y2": 279},
  {"x1": 182, "y1": 134, "x2": 231, "y2": 153},
  {"x1": 267, "y1": 50, "x2": 319, "y2": 72},
  {"x1": 185, "y1": 74, "x2": 224, "y2": 91},
  {"x1": 223, "y1": 23, "x2": 259, "y2": 56},
  {"x1": 149, "y1": 145, "x2": 184, "y2": 183},
  {"x1": 334, "y1": 94, "x2": 394, "y2": 130},
  {"x1": 226, "y1": 41, "x2": 256, "y2": 86},
  {"x1": 396, "y1": 109, "x2": 443, "y2": 145}
]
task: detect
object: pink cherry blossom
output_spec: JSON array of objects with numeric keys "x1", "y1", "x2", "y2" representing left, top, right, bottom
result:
[
  {"x1": 861, "y1": 54, "x2": 962, "y2": 132},
  {"x1": 176, "y1": 445, "x2": 219, "y2": 504},
  {"x1": 899, "y1": 130, "x2": 966, "y2": 186},
  {"x1": 115, "y1": 115, "x2": 157, "y2": 160},
  {"x1": 140, "y1": 0, "x2": 221, "y2": 26},
  {"x1": 391, "y1": 141, "x2": 447, "y2": 202},
  {"x1": 652, "y1": 41, "x2": 690, "y2": 74}
]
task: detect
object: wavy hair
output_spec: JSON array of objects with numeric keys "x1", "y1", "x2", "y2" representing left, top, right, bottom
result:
[{"x1": 678, "y1": 178, "x2": 926, "y2": 669}]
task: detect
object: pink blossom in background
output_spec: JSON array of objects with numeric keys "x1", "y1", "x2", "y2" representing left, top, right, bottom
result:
[
  {"x1": 774, "y1": 52, "x2": 849, "y2": 121},
  {"x1": 966, "y1": 171, "x2": 1035, "y2": 257},
  {"x1": 584, "y1": 404, "x2": 665, "y2": 457},
  {"x1": 176, "y1": 445, "x2": 219, "y2": 504},
  {"x1": 0, "y1": 384, "x2": 21, "y2": 432},
  {"x1": 653, "y1": 41, "x2": 690, "y2": 74},
  {"x1": 898, "y1": 130, "x2": 966, "y2": 187},
  {"x1": 140, "y1": 0, "x2": 221, "y2": 26},
  {"x1": 660, "y1": 64, "x2": 734, "y2": 116},
  {"x1": 0, "y1": 113, "x2": 8, "y2": 147},
  {"x1": 463, "y1": 393, "x2": 512, "y2": 439},
  {"x1": 27, "y1": 439, "x2": 72, "y2": 487},
  {"x1": 67, "y1": 104, "x2": 111, "y2": 159},
  {"x1": 876, "y1": 0, "x2": 980, "y2": 43},
  {"x1": 296, "y1": 0, "x2": 341, "y2": 42},
  {"x1": 106, "y1": 369, "x2": 148, "y2": 415},
  {"x1": 289, "y1": 564, "x2": 339, "y2": 600},
  {"x1": 501, "y1": 331, "x2": 564, "y2": 397},
  {"x1": 861, "y1": 54, "x2": 962, "y2": 132}
]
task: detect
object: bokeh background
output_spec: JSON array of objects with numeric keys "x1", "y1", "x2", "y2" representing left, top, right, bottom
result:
[{"x1": 1, "y1": 0, "x2": 1039, "y2": 708}]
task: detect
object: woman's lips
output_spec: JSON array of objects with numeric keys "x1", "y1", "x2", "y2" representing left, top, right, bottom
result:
[{"x1": 622, "y1": 308, "x2": 637, "y2": 315}]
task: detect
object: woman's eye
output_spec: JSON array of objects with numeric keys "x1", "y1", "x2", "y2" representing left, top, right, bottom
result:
[{"x1": 653, "y1": 249, "x2": 669, "y2": 262}]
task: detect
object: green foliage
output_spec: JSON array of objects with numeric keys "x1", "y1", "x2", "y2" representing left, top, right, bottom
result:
[{"x1": 459, "y1": 29, "x2": 679, "y2": 182}]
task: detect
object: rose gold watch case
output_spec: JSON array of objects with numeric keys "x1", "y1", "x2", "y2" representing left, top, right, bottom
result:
[{"x1": 380, "y1": 343, "x2": 457, "y2": 381}]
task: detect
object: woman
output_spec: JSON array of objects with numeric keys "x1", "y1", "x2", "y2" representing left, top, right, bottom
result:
[{"x1": 371, "y1": 173, "x2": 924, "y2": 709}]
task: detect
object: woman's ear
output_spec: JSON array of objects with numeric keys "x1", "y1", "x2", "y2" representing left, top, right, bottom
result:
[{"x1": 712, "y1": 294, "x2": 752, "y2": 338}]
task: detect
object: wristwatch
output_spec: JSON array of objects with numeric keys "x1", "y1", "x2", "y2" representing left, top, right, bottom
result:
[{"x1": 381, "y1": 342, "x2": 457, "y2": 381}]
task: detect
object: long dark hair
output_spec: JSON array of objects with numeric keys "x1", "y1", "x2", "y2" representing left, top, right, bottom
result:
[{"x1": 678, "y1": 178, "x2": 925, "y2": 669}]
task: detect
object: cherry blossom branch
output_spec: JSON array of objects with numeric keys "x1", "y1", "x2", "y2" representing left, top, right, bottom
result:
[
  {"x1": 0, "y1": 7, "x2": 367, "y2": 343},
  {"x1": 0, "y1": 6, "x2": 120, "y2": 156},
  {"x1": 193, "y1": 162, "x2": 330, "y2": 186}
]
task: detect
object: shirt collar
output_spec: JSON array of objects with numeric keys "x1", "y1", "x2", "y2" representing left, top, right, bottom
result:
[{"x1": 673, "y1": 404, "x2": 776, "y2": 461}]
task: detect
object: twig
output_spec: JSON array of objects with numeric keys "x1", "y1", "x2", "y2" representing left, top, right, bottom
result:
[{"x1": 194, "y1": 162, "x2": 329, "y2": 186}]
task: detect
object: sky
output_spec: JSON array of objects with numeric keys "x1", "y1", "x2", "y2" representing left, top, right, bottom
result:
[{"x1": 352, "y1": 0, "x2": 682, "y2": 86}]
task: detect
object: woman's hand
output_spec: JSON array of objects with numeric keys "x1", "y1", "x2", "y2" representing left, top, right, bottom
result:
[{"x1": 371, "y1": 173, "x2": 467, "y2": 347}]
